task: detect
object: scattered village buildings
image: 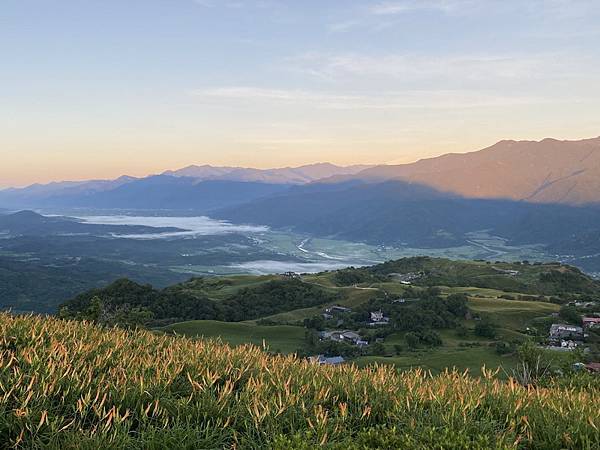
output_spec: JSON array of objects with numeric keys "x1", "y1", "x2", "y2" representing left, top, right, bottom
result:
[{"x1": 548, "y1": 323, "x2": 585, "y2": 349}]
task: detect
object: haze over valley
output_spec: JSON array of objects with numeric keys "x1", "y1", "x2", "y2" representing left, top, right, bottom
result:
[{"x1": 2, "y1": 137, "x2": 600, "y2": 313}]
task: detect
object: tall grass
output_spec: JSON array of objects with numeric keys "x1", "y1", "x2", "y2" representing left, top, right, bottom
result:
[{"x1": 0, "y1": 312, "x2": 598, "y2": 449}]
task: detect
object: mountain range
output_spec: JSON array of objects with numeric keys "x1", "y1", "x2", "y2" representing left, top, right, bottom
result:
[
  {"x1": 0, "y1": 163, "x2": 371, "y2": 210},
  {"x1": 2, "y1": 137, "x2": 600, "y2": 272},
  {"x1": 2, "y1": 137, "x2": 600, "y2": 209}
]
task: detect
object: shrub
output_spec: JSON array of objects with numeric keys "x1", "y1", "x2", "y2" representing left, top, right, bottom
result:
[{"x1": 474, "y1": 321, "x2": 497, "y2": 339}]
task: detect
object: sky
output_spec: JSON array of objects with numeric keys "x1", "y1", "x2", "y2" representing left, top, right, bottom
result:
[{"x1": 1, "y1": 0, "x2": 600, "y2": 187}]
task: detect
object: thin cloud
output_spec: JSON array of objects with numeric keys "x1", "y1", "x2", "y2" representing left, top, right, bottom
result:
[
  {"x1": 286, "y1": 51, "x2": 591, "y2": 87},
  {"x1": 192, "y1": 86, "x2": 556, "y2": 110},
  {"x1": 369, "y1": 0, "x2": 470, "y2": 15}
]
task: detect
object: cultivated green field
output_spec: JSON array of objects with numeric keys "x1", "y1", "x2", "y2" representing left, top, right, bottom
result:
[{"x1": 158, "y1": 320, "x2": 306, "y2": 354}]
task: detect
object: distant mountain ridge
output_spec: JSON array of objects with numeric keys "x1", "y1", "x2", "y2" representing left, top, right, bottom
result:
[
  {"x1": 0, "y1": 163, "x2": 373, "y2": 209},
  {"x1": 2, "y1": 137, "x2": 600, "y2": 211},
  {"x1": 163, "y1": 162, "x2": 374, "y2": 184},
  {"x1": 331, "y1": 137, "x2": 600, "y2": 205}
]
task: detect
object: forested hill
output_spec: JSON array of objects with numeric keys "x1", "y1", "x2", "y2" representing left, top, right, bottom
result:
[{"x1": 59, "y1": 276, "x2": 341, "y2": 327}]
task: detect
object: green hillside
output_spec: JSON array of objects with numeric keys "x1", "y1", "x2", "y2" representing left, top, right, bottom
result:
[
  {"x1": 58, "y1": 256, "x2": 600, "y2": 375},
  {"x1": 0, "y1": 313, "x2": 598, "y2": 449}
]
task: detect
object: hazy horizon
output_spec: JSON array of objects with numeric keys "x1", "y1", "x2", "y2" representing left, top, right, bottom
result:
[
  {"x1": 4, "y1": 134, "x2": 600, "y2": 190},
  {"x1": 2, "y1": 1, "x2": 600, "y2": 187}
]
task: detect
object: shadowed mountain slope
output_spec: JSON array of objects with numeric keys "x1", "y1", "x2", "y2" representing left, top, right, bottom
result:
[
  {"x1": 214, "y1": 180, "x2": 600, "y2": 249},
  {"x1": 329, "y1": 137, "x2": 600, "y2": 205}
]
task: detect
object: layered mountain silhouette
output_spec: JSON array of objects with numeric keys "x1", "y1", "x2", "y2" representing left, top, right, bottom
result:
[
  {"x1": 2, "y1": 137, "x2": 600, "y2": 270},
  {"x1": 213, "y1": 180, "x2": 600, "y2": 247},
  {"x1": 163, "y1": 162, "x2": 373, "y2": 184},
  {"x1": 3, "y1": 137, "x2": 599, "y2": 209},
  {"x1": 0, "y1": 164, "x2": 369, "y2": 209}
]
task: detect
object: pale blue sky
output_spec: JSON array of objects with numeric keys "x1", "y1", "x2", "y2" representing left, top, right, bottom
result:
[{"x1": 1, "y1": 0, "x2": 600, "y2": 186}]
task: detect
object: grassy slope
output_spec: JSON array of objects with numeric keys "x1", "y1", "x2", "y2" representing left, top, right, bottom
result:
[
  {"x1": 468, "y1": 297, "x2": 559, "y2": 329},
  {"x1": 371, "y1": 257, "x2": 600, "y2": 295},
  {"x1": 1, "y1": 313, "x2": 598, "y2": 449},
  {"x1": 158, "y1": 320, "x2": 305, "y2": 354},
  {"x1": 166, "y1": 275, "x2": 282, "y2": 301}
]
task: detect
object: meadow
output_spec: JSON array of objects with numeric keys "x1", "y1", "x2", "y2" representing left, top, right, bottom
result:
[
  {"x1": 1, "y1": 312, "x2": 598, "y2": 449},
  {"x1": 159, "y1": 320, "x2": 305, "y2": 354}
]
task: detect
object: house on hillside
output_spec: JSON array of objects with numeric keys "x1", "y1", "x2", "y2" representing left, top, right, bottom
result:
[
  {"x1": 341, "y1": 331, "x2": 361, "y2": 343},
  {"x1": 583, "y1": 317, "x2": 600, "y2": 330},
  {"x1": 585, "y1": 362, "x2": 600, "y2": 373},
  {"x1": 492, "y1": 266, "x2": 520, "y2": 276},
  {"x1": 319, "y1": 330, "x2": 367, "y2": 346},
  {"x1": 549, "y1": 323, "x2": 584, "y2": 345},
  {"x1": 325, "y1": 305, "x2": 352, "y2": 315},
  {"x1": 369, "y1": 310, "x2": 390, "y2": 326},
  {"x1": 282, "y1": 271, "x2": 300, "y2": 279},
  {"x1": 309, "y1": 355, "x2": 345, "y2": 366}
]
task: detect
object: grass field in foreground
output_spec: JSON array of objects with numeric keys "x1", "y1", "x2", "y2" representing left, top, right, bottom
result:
[
  {"x1": 1, "y1": 313, "x2": 598, "y2": 449},
  {"x1": 158, "y1": 320, "x2": 305, "y2": 354}
]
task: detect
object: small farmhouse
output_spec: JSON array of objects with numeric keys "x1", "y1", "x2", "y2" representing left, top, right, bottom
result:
[
  {"x1": 369, "y1": 310, "x2": 390, "y2": 326},
  {"x1": 309, "y1": 355, "x2": 345, "y2": 366},
  {"x1": 549, "y1": 323, "x2": 584, "y2": 345},
  {"x1": 582, "y1": 317, "x2": 600, "y2": 329}
]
